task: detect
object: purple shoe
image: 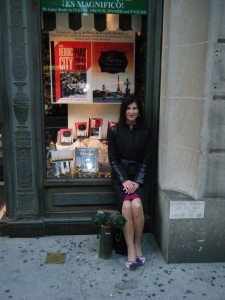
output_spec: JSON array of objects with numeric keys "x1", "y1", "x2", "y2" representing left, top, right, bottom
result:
[
  {"x1": 136, "y1": 256, "x2": 146, "y2": 266},
  {"x1": 125, "y1": 261, "x2": 137, "y2": 271}
]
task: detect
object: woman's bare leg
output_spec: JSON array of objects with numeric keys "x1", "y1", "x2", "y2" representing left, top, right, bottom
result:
[
  {"x1": 122, "y1": 201, "x2": 136, "y2": 262},
  {"x1": 132, "y1": 198, "x2": 144, "y2": 257}
]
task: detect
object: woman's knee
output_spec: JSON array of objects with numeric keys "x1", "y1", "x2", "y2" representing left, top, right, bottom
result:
[
  {"x1": 131, "y1": 199, "x2": 143, "y2": 217},
  {"x1": 122, "y1": 201, "x2": 132, "y2": 216}
]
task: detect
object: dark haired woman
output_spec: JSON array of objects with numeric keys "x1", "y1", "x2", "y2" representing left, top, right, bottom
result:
[{"x1": 108, "y1": 94, "x2": 151, "y2": 271}]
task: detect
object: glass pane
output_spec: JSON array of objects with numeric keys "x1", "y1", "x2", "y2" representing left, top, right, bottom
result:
[{"x1": 42, "y1": 13, "x2": 147, "y2": 180}]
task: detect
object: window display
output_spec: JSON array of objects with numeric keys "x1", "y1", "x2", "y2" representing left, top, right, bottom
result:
[
  {"x1": 49, "y1": 31, "x2": 135, "y2": 104},
  {"x1": 42, "y1": 11, "x2": 147, "y2": 180},
  {"x1": 46, "y1": 137, "x2": 110, "y2": 179}
]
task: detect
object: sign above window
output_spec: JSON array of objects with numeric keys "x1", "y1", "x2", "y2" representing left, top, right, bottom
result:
[{"x1": 41, "y1": 0, "x2": 148, "y2": 15}]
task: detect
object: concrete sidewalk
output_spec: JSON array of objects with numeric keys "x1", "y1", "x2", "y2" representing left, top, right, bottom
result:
[{"x1": 0, "y1": 233, "x2": 224, "y2": 300}]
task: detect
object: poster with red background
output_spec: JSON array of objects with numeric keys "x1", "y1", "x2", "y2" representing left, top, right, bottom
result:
[
  {"x1": 51, "y1": 41, "x2": 92, "y2": 103},
  {"x1": 92, "y1": 41, "x2": 134, "y2": 103},
  {"x1": 50, "y1": 31, "x2": 135, "y2": 104}
]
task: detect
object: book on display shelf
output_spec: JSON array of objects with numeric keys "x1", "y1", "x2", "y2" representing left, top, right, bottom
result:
[
  {"x1": 75, "y1": 122, "x2": 88, "y2": 138},
  {"x1": 88, "y1": 118, "x2": 103, "y2": 139},
  {"x1": 75, "y1": 147, "x2": 98, "y2": 173},
  {"x1": 52, "y1": 161, "x2": 73, "y2": 177},
  {"x1": 58, "y1": 128, "x2": 73, "y2": 145},
  {"x1": 50, "y1": 149, "x2": 74, "y2": 177},
  {"x1": 50, "y1": 149, "x2": 74, "y2": 162}
]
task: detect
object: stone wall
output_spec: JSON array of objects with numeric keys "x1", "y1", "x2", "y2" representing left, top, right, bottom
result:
[
  {"x1": 157, "y1": 0, "x2": 225, "y2": 262},
  {"x1": 199, "y1": 0, "x2": 225, "y2": 198},
  {"x1": 159, "y1": 0, "x2": 209, "y2": 198}
]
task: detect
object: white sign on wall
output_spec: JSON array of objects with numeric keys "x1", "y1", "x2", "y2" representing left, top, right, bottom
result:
[{"x1": 169, "y1": 201, "x2": 205, "y2": 219}]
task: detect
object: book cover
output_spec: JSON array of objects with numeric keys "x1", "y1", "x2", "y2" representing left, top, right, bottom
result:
[
  {"x1": 50, "y1": 39, "x2": 92, "y2": 104},
  {"x1": 58, "y1": 129, "x2": 73, "y2": 145},
  {"x1": 50, "y1": 149, "x2": 74, "y2": 177},
  {"x1": 75, "y1": 147, "x2": 98, "y2": 173},
  {"x1": 89, "y1": 118, "x2": 103, "y2": 139},
  {"x1": 52, "y1": 161, "x2": 73, "y2": 177},
  {"x1": 50, "y1": 149, "x2": 74, "y2": 162},
  {"x1": 75, "y1": 122, "x2": 88, "y2": 138},
  {"x1": 92, "y1": 38, "x2": 135, "y2": 104}
]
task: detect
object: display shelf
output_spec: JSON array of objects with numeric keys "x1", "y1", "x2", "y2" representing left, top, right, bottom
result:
[
  {"x1": 44, "y1": 178, "x2": 111, "y2": 187},
  {"x1": 46, "y1": 138, "x2": 110, "y2": 180}
]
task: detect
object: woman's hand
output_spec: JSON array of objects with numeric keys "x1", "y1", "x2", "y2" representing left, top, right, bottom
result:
[
  {"x1": 131, "y1": 182, "x2": 140, "y2": 192},
  {"x1": 122, "y1": 180, "x2": 139, "y2": 194}
]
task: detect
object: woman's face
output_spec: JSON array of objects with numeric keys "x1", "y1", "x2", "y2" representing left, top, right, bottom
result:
[{"x1": 125, "y1": 102, "x2": 139, "y2": 124}]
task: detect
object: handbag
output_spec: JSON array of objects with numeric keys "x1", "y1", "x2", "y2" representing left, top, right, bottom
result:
[{"x1": 114, "y1": 228, "x2": 127, "y2": 255}]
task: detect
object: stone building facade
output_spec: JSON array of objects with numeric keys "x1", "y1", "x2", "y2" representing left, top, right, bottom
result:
[{"x1": 0, "y1": 0, "x2": 224, "y2": 263}]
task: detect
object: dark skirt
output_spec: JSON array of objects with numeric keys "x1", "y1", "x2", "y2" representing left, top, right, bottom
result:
[{"x1": 111, "y1": 178, "x2": 146, "y2": 213}]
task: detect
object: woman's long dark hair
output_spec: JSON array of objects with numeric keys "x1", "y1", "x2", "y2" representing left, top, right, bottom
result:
[{"x1": 118, "y1": 94, "x2": 145, "y2": 127}]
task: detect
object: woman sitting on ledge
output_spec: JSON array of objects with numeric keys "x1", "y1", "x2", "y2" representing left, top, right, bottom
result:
[{"x1": 108, "y1": 94, "x2": 151, "y2": 271}]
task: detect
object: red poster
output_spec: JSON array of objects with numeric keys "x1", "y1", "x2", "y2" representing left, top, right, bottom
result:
[
  {"x1": 92, "y1": 42, "x2": 135, "y2": 103},
  {"x1": 50, "y1": 31, "x2": 135, "y2": 104},
  {"x1": 51, "y1": 41, "x2": 92, "y2": 103}
]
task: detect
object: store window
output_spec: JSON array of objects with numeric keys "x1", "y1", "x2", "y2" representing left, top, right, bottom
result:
[{"x1": 41, "y1": 1, "x2": 148, "y2": 181}]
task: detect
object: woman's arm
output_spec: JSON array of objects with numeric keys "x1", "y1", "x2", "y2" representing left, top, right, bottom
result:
[
  {"x1": 134, "y1": 128, "x2": 151, "y2": 185},
  {"x1": 108, "y1": 126, "x2": 128, "y2": 183}
]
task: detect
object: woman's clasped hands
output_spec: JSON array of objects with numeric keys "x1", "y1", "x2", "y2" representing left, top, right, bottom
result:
[{"x1": 122, "y1": 180, "x2": 139, "y2": 194}]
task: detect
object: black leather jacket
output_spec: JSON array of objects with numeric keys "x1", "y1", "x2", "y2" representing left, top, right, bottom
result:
[{"x1": 108, "y1": 124, "x2": 151, "y2": 185}]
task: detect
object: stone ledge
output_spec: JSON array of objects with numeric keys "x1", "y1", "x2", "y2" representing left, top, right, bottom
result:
[
  {"x1": 0, "y1": 219, "x2": 95, "y2": 237},
  {"x1": 0, "y1": 215, "x2": 151, "y2": 237},
  {"x1": 156, "y1": 188, "x2": 225, "y2": 263}
]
